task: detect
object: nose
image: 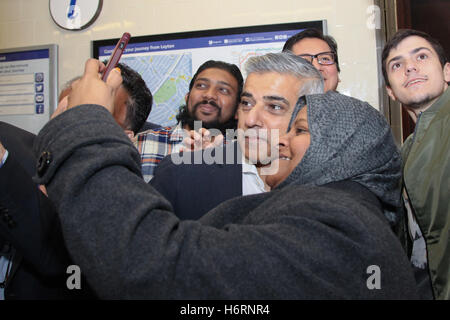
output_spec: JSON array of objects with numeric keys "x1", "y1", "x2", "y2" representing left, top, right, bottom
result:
[
  {"x1": 311, "y1": 58, "x2": 323, "y2": 71},
  {"x1": 405, "y1": 59, "x2": 418, "y2": 74},
  {"x1": 202, "y1": 86, "x2": 218, "y2": 101},
  {"x1": 276, "y1": 130, "x2": 292, "y2": 157},
  {"x1": 278, "y1": 128, "x2": 294, "y2": 148},
  {"x1": 244, "y1": 105, "x2": 263, "y2": 128}
]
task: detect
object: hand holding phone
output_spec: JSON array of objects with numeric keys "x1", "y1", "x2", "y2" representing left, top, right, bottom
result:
[
  {"x1": 67, "y1": 59, "x2": 122, "y2": 113},
  {"x1": 101, "y1": 32, "x2": 131, "y2": 81}
]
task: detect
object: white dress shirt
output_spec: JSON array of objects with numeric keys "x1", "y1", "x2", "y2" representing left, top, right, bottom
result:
[{"x1": 242, "y1": 157, "x2": 267, "y2": 196}]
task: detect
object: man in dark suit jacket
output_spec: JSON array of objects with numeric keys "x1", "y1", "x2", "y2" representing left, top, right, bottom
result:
[
  {"x1": 0, "y1": 121, "x2": 93, "y2": 299},
  {"x1": 150, "y1": 142, "x2": 242, "y2": 220}
]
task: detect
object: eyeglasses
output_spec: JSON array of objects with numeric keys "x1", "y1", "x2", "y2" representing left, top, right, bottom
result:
[{"x1": 297, "y1": 52, "x2": 336, "y2": 65}]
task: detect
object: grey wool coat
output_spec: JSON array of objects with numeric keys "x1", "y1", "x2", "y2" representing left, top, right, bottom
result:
[{"x1": 33, "y1": 95, "x2": 419, "y2": 299}]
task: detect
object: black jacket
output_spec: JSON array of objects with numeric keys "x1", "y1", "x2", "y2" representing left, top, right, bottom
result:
[
  {"x1": 0, "y1": 121, "x2": 94, "y2": 299},
  {"x1": 150, "y1": 143, "x2": 242, "y2": 220}
]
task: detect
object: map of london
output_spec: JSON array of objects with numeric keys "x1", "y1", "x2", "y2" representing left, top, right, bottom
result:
[{"x1": 122, "y1": 53, "x2": 192, "y2": 127}]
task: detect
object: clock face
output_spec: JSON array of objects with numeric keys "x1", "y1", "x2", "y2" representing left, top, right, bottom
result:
[{"x1": 49, "y1": 0, "x2": 103, "y2": 31}]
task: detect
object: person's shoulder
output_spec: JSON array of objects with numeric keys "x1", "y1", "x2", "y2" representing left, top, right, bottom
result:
[
  {"x1": 155, "y1": 152, "x2": 179, "y2": 170},
  {"x1": 150, "y1": 152, "x2": 183, "y2": 187},
  {"x1": 0, "y1": 122, "x2": 36, "y2": 156},
  {"x1": 271, "y1": 181, "x2": 382, "y2": 218},
  {"x1": 135, "y1": 125, "x2": 178, "y2": 143},
  {"x1": 0, "y1": 121, "x2": 35, "y2": 138},
  {"x1": 138, "y1": 125, "x2": 174, "y2": 135},
  {"x1": 400, "y1": 133, "x2": 414, "y2": 159},
  {"x1": 260, "y1": 182, "x2": 396, "y2": 248},
  {"x1": 138, "y1": 121, "x2": 160, "y2": 132},
  {"x1": 154, "y1": 144, "x2": 241, "y2": 182}
]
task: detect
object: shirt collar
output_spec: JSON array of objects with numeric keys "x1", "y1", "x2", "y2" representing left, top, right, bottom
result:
[
  {"x1": 170, "y1": 123, "x2": 185, "y2": 141},
  {"x1": 242, "y1": 154, "x2": 259, "y2": 175}
]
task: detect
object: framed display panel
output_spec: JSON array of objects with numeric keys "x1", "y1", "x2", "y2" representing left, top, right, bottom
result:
[
  {"x1": 92, "y1": 21, "x2": 325, "y2": 127},
  {"x1": 0, "y1": 44, "x2": 58, "y2": 134}
]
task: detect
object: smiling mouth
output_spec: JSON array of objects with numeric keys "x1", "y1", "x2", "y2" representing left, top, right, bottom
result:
[
  {"x1": 244, "y1": 129, "x2": 268, "y2": 141},
  {"x1": 244, "y1": 135, "x2": 268, "y2": 144},
  {"x1": 194, "y1": 100, "x2": 220, "y2": 115},
  {"x1": 198, "y1": 104, "x2": 219, "y2": 114}
]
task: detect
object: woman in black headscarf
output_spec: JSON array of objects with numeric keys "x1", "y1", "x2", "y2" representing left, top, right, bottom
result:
[
  {"x1": 35, "y1": 72, "x2": 419, "y2": 299},
  {"x1": 268, "y1": 91, "x2": 402, "y2": 228}
]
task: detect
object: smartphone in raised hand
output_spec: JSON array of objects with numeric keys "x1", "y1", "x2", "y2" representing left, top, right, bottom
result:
[{"x1": 101, "y1": 32, "x2": 131, "y2": 81}]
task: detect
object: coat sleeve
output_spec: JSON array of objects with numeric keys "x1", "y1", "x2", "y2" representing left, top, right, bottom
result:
[{"x1": 150, "y1": 145, "x2": 243, "y2": 221}]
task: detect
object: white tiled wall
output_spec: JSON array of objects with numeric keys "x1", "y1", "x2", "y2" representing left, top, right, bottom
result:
[{"x1": 0, "y1": 0, "x2": 380, "y2": 110}]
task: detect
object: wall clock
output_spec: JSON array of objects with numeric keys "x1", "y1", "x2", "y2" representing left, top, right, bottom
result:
[{"x1": 49, "y1": 0, "x2": 103, "y2": 31}]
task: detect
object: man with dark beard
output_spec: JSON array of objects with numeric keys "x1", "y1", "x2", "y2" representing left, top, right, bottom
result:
[{"x1": 134, "y1": 60, "x2": 243, "y2": 182}]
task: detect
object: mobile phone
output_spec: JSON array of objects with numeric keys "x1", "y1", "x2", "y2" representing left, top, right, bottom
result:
[{"x1": 101, "y1": 32, "x2": 131, "y2": 81}]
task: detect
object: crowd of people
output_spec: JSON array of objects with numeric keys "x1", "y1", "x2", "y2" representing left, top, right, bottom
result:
[{"x1": 0, "y1": 27, "x2": 448, "y2": 300}]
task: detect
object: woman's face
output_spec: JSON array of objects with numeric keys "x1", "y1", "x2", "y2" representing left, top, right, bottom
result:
[{"x1": 265, "y1": 106, "x2": 311, "y2": 188}]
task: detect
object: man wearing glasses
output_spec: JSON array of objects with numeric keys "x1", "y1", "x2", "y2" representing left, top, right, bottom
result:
[{"x1": 283, "y1": 28, "x2": 340, "y2": 93}]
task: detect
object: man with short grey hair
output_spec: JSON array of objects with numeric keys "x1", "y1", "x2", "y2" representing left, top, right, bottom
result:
[{"x1": 150, "y1": 52, "x2": 324, "y2": 220}]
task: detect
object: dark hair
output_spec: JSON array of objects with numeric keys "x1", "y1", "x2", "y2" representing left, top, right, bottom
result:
[
  {"x1": 116, "y1": 62, "x2": 153, "y2": 134},
  {"x1": 188, "y1": 60, "x2": 243, "y2": 100},
  {"x1": 282, "y1": 28, "x2": 340, "y2": 72},
  {"x1": 382, "y1": 29, "x2": 448, "y2": 87},
  {"x1": 176, "y1": 60, "x2": 243, "y2": 131}
]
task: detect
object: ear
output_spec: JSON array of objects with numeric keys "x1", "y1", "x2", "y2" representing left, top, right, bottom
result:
[
  {"x1": 386, "y1": 86, "x2": 397, "y2": 101},
  {"x1": 444, "y1": 62, "x2": 450, "y2": 83},
  {"x1": 185, "y1": 93, "x2": 189, "y2": 104},
  {"x1": 124, "y1": 129, "x2": 135, "y2": 141}
]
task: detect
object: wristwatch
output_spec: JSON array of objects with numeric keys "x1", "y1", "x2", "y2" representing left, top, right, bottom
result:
[{"x1": 49, "y1": 0, "x2": 103, "y2": 31}]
